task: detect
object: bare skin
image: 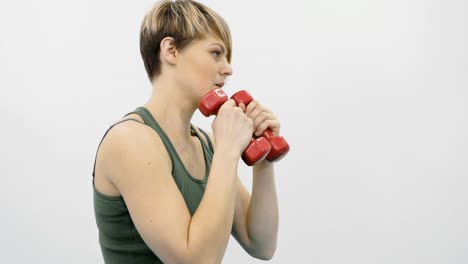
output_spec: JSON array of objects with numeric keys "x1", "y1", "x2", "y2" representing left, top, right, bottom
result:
[{"x1": 94, "y1": 35, "x2": 279, "y2": 263}]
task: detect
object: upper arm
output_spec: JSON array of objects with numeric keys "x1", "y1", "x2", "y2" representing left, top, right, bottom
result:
[{"x1": 101, "y1": 123, "x2": 194, "y2": 263}]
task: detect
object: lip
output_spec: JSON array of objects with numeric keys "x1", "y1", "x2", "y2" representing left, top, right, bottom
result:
[{"x1": 215, "y1": 82, "x2": 224, "y2": 88}]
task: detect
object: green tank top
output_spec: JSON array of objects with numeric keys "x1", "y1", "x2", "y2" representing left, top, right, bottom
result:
[{"x1": 92, "y1": 106, "x2": 214, "y2": 263}]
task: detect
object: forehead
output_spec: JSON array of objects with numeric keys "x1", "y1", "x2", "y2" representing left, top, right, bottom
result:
[{"x1": 195, "y1": 35, "x2": 227, "y2": 50}]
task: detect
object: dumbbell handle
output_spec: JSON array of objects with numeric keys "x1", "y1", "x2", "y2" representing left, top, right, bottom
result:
[{"x1": 198, "y1": 88, "x2": 271, "y2": 166}]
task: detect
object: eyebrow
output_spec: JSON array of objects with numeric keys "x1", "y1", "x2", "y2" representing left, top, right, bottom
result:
[{"x1": 210, "y1": 43, "x2": 226, "y2": 53}]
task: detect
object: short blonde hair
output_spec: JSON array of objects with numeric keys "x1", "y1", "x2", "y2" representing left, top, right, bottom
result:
[{"x1": 140, "y1": 0, "x2": 232, "y2": 82}]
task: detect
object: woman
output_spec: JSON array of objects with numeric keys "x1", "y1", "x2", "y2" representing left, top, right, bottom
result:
[{"x1": 92, "y1": 0, "x2": 280, "y2": 263}]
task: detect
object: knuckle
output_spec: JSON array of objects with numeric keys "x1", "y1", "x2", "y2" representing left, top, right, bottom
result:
[{"x1": 253, "y1": 110, "x2": 261, "y2": 117}]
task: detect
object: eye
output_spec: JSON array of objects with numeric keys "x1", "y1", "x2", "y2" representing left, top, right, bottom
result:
[{"x1": 212, "y1": 50, "x2": 222, "y2": 58}]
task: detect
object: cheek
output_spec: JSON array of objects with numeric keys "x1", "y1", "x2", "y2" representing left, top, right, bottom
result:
[
  {"x1": 179, "y1": 53, "x2": 216, "y2": 91},
  {"x1": 191, "y1": 59, "x2": 214, "y2": 83}
]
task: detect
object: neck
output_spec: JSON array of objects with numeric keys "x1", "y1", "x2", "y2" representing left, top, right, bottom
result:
[{"x1": 143, "y1": 77, "x2": 198, "y2": 144}]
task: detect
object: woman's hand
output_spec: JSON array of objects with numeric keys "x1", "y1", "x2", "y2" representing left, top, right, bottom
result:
[
  {"x1": 212, "y1": 99, "x2": 254, "y2": 155},
  {"x1": 239, "y1": 100, "x2": 281, "y2": 137}
]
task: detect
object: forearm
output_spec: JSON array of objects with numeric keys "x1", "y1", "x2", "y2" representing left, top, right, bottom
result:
[
  {"x1": 187, "y1": 147, "x2": 238, "y2": 263},
  {"x1": 247, "y1": 160, "x2": 279, "y2": 258}
]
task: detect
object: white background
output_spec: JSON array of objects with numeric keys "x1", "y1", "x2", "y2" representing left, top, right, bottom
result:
[{"x1": 1, "y1": 0, "x2": 467, "y2": 263}]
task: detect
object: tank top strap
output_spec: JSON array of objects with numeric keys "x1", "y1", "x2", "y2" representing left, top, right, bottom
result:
[
  {"x1": 92, "y1": 118, "x2": 144, "y2": 180},
  {"x1": 192, "y1": 126, "x2": 214, "y2": 156},
  {"x1": 124, "y1": 106, "x2": 180, "y2": 173}
]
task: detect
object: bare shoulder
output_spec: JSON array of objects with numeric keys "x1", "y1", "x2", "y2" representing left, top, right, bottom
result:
[
  {"x1": 96, "y1": 115, "x2": 197, "y2": 263},
  {"x1": 95, "y1": 114, "x2": 171, "y2": 195}
]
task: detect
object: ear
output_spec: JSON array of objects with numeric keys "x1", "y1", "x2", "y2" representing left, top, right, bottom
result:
[{"x1": 159, "y1": 37, "x2": 178, "y2": 65}]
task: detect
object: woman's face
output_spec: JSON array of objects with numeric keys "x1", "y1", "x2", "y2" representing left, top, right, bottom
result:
[{"x1": 175, "y1": 35, "x2": 233, "y2": 99}]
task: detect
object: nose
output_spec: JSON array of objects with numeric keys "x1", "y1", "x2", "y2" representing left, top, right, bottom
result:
[{"x1": 220, "y1": 62, "x2": 233, "y2": 77}]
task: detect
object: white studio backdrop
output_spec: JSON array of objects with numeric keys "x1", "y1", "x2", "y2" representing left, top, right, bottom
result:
[{"x1": 0, "y1": 0, "x2": 467, "y2": 263}]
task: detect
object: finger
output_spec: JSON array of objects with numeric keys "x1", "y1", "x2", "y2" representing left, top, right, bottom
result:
[
  {"x1": 252, "y1": 112, "x2": 273, "y2": 135},
  {"x1": 238, "y1": 103, "x2": 246, "y2": 112},
  {"x1": 221, "y1": 99, "x2": 236, "y2": 109},
  {"x1": 249, "y1": 107, "x2": 272, "y2": 121},
  {"x1": 256, "y1": 120, "x2": 280, "y2": 137},
  {"x1": 246, "y1": 101, "x2": 273, "y2": 118},
  {"x1": 245, "y1": 100, "x2": 259, "y2": 116},
  {"x1": 248, "y1": 107, "x2": 263, "y2": 122}
]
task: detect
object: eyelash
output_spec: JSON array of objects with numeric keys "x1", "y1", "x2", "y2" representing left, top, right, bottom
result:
[{"x1": 212, "y1": 50, "x2": 222, "y2": 58}]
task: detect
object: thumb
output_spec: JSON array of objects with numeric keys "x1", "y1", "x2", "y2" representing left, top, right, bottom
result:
[{"x1": 238, "y1": 103, "x2": 246, "y2": 112}]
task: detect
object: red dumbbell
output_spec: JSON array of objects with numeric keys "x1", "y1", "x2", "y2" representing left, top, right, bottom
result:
[
  {"x1": 230, "y1": 90, "x2": 290, "y2": 162},
  {"x1": 199, "y1": 88, "x2": 271, "y2": 166}
]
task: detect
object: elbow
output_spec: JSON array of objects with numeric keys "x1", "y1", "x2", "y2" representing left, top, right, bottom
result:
[
  {"x1": 184, "y1": 248, "x2": 224, "y2": 264},
  {"x1": 254, "y1": 250, "x2": 276, "y2": 261},
  {"x1": 177, "y1": 255, "x2": 218, "y2": 264},
  {"x1": 249, "y1": 246, "x2": 277, "y2": 261},
  {"x1": 181, "y1": 252, "x2": 220, "y2": 264}
]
